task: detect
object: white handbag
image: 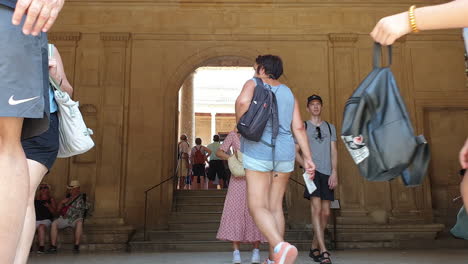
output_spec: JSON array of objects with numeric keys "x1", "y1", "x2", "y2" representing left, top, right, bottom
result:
[
  {"x1": 228, "y1": 151, "x2": 245, "y2": 177},
  {"x1": 49, "y1": 44, "x2": 95, "y2": 158}
]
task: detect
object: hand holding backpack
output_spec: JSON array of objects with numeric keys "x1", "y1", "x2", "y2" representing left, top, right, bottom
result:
[{"x1": 341, "y1": 43, "x2": 430, "y2": 186}]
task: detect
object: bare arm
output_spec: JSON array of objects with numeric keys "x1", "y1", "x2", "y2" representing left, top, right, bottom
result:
[
  {"x1": 295, "y1": 144, "x2": 305, "y2": 168},
  {"x1": 56, "y1": 198, "x2": 68, "y2": 213},
  {"x1": 216, "y1": 149, "x2": 230, "y2": 161},
  {"x1": 48, "y1": 198, "x2": 57, "y2": 214},
  {"x1": 291, "y1": 98, "x2": 315, "y2": 177},
  {"x1": 462, "y1": 173, "x2": 468, "y2": 210},
  {"x1": 203, "y1": 146, "x2": 212, "y2": 159},
  {"x1": 460, "y1": 138, "x2": 468, "y2": 169},
  {"x1": 328, "y1": 141, "x2": 338, "y2": 189},
  {"x1": 50, "y1": 47, "x2": 73, "y2": 97},
  {"x1": 235, "y1": 80, "x2": 255, "y2": 123},
  {"x1": 371, "y1": 0, "x2": 468, "y2": 45}
]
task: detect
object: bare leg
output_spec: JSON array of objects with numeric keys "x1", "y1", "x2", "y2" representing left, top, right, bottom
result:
[
  {"x1": 233, "y1": 241, "x2": 240, "y2": 250},
  {"x1": 14, "y1": 160, "x2": 48, "y2": 264},
  {"x1": 37, "y1": 225, "x2": 46, "y2": 247},
  {"x1": 74, "y1": 220, "x2": 83, "y2": 246},
  {"x1": 0, "y1": 117, "x2": 29, "y2": 264},
  {"x1": 253, "y1": 241, "x2": 260, "y2": 249},
  {"x1": 50, "y1": 220, "x2": 59, "y2": 246},
  {"x1": 311, "y1": 197, "x2": 327, "y2": 253},
  {"x1": 268, "y1": 172, "x2": 290, "y2": 256},
  {"x1": 246, "y1": 170, "x2": 290, "y2": 259}
]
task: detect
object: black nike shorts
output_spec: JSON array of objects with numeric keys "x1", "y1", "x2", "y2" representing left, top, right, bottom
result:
[
  {"x1": 304, "y1": 171, "x2": 335, "y2": 201},
  {"x1": 22, "y1": 112, "x2": 59, "y2": 170}
]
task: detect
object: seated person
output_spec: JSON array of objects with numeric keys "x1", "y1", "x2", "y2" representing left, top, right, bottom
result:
[
  {"x1": 34, "y1": 183, "x2": 57, "y2": 253},
  {"x1": 48, "y1": 180, "x2": 89, "y2": 253}
]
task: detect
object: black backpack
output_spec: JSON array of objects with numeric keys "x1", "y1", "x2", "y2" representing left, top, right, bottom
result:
[
  {"x1": 237, "y1": 77, "x2": 279, "y2": 159},
  {"x1": 341, "y1": 43, "x2": 430, "y2": 187}
]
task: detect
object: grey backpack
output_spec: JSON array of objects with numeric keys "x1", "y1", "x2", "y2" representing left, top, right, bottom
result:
[{"x1": 341, "y1": 43, "x2": 430, "y2": 187}]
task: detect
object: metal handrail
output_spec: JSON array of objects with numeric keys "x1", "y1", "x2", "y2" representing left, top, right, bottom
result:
[
  {"x1": 143, "y1": 152, "x2": 182, "y2": 241},
  {"x1": 143, "y1": 175, "x2": 176, "y2": 241}
]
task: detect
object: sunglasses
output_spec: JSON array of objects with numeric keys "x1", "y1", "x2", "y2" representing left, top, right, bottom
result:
[
  {"x1": 316, "y1": 127, "x2": 322, "y2": 140},
  {"x1": 39, "y1": 186, "x2": 49, "y2": 190}
]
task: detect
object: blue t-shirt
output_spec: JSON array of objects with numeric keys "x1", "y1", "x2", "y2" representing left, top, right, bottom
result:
[
  {"x1": 241, "y1": 79, "x2": 295, "y2": 161},
  {"x1": 0, "y1": 0, "x2": 16, "y2": 8},
  {"x1": 49, "y1": 84, "x2": 58, "y2": 113}
]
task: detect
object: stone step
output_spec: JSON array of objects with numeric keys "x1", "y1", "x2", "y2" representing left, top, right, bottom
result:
[
  {"x1": 169, "y1": 212, "x2": 223, "y2": 222},
  {"x1": 174, "y1": 190, "x2": 227, "y2": 197},
  {"x1": 175, "y1": 203, "x2": 225, "y2": 212},
  {"x1": 169, "y1": 221, "x2": 221, "y2": 231},
  {"x1": 146, "y1": 230, "x2": 315, "y2": 242},
  {"x1": 129, "y1": 240, "x2": 314, "y2": 252},
  {"x1": 33, "y1": 224, "x2": 135, "y2": 252},
  {"x1": 175, "y1": 195, "x2": 226, "y2": 204}
]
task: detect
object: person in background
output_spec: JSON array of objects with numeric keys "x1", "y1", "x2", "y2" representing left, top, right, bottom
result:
[
  {"x1": 216, "y1": 130, "x2": 265, "y2": 264},
  {"x1": 0, "y1": 0, "x2": 65, "y2": 261},
  {"x1": 235, "y1": 55, "x2": 316, "y2": 264},
  {"x1": 48, "y1": 180, "x2": 88, "y2": 254},
  {"x1": 296, "y1": 95, "x2": 337, "y2": 264},
  {"x1": 177, "y1": 134, "x2": 191, "y2": 189},
  {"x1": 207, "y1": 135, "x2": 227, "y2": 189},
  {"x1": 34, "y1": 183, "x2": 57, "y2": 254},
  {"x1": 190, "y1": 138, "x2": 211, "y2": 190},
  {"x1": 14, "y1": 44, "x2": 73, "y2": 263}
]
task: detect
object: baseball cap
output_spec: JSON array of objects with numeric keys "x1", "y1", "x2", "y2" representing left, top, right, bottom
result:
[{"x1": 307, "y1": 94, "x2": 323, "y2": 105}]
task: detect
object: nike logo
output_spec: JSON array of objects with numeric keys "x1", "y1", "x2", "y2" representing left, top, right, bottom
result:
[{"x1": 8, "y1": 96, "x2": 40, "y2": 105}]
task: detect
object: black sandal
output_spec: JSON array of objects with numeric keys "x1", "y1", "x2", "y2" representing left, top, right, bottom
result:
[
  {"x1": 309, "y1": 248, "x2": 321, "y2": 262},
  {"x1": 319, "y1": 251, "x2": 332, "y2": 264}
]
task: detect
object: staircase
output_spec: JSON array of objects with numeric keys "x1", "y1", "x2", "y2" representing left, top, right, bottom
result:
[
  {"x1": 129, "y1": 189, "x2": 315, "y2": 252},
  {"x1": 129, "y1": 189, "x2": 458, "y2": 252}
]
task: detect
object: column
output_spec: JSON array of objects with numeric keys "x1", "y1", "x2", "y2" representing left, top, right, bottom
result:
[
  {"x1": 180, "y1": 73, "x2": 195, "y2": 145},
  {"x1": 211, "y1": 112, "x2": 216, "y2": 138}
]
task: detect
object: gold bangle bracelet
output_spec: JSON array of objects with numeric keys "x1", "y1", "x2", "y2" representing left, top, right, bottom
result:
[{"x1": 409, "y1": 5, "x2": 419, "y2": 33}]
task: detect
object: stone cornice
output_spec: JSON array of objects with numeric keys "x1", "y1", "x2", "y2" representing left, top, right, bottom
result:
[
  {"x1": 48, "y1": 32, "x2": 81, "y2": 41},
  {"x1": 100, "y1": 32, "x2": 131, "y2": 41}
]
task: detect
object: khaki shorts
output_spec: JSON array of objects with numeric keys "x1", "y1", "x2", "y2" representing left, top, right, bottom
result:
[{"x1": 54, "y1": 216, "x2": 82, "y2": 229}]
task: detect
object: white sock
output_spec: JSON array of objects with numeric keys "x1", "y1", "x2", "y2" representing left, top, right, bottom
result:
[
  {"x1": 273, "y1": 242, "x2": 284, "y2": 253},
  {"x1": 234, "y1": 249, "x2": 240, "y2": 254},
  {"x1": 253, "y1": 248, "x2": 259, "y2": 253}
]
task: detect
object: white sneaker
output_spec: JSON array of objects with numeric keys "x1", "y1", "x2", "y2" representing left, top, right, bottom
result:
[
  {"x1": 251, "y1": 248, "x2": 261, "y2": 264},
  {"x1": 233, "y1": 250, "x2": 241, "y2": 264}
]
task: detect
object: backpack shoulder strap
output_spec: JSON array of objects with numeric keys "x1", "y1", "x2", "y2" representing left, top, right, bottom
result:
[
  {"x1": 304, "y1": 121, "x2": 308, "y2": 129},
  {"x1": 325, "y1": 121, "x2": 332, "y2": 135}
]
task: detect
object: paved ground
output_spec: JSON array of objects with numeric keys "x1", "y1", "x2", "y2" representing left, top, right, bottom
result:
[{"x1": 28, "y1": 249, "x2": 468, "y2": 264}]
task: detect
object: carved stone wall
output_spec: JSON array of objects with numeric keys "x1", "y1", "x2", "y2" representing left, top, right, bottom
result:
[{"x1": 47, "y1": 0, "x2": 467, "y2": 229}]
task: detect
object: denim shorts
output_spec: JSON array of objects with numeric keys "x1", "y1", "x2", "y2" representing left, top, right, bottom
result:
[{"x1": 243, "y1": 153, "x2": 295, "y2": 173}]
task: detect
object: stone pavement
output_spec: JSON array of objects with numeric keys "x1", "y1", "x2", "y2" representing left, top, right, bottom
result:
[{"x1": 28, "y1": 249, "x2": 468, "y2": 264}]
